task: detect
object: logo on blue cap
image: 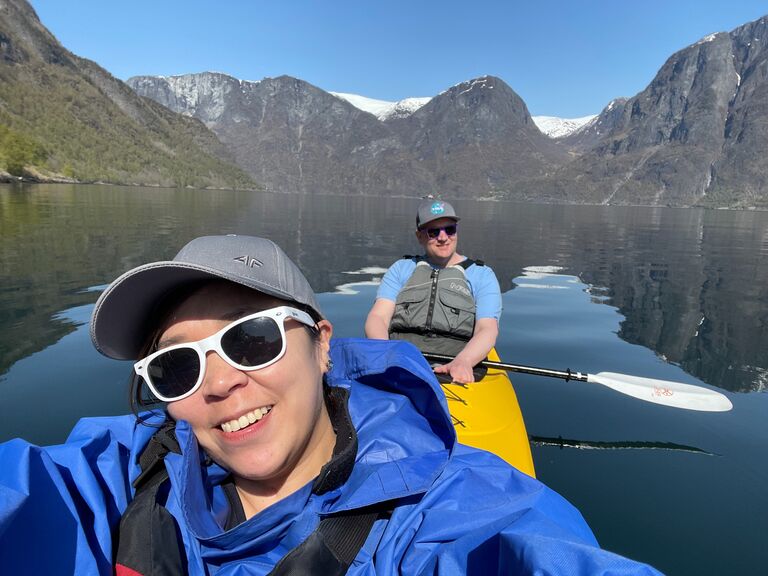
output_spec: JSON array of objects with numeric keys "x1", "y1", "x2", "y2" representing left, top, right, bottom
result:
[{"x1": 430, "y1": 201, "x2": 446, "y2": 215}]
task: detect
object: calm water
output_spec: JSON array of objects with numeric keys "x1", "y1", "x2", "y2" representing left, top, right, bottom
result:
[{"x1": 1, "y1": 184, "x2": 766, "y2": 575}]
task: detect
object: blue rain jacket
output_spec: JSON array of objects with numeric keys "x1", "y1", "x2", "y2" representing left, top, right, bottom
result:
[{"x1": 0, "y1": 338, "x2": 662, "y2": 575}]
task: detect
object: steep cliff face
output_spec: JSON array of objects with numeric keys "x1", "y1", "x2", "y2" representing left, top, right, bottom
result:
[
  {"x1": 532, "y1": 17, "x2": 768, "y2": 208},
  {"x1": 707, "y1": 17, "x2": 768, "y2": 207},
  {"x1": 0, "y1": 0, "x2": 256, "y2": 188},
  {"x1": 597, "y1": 32, "x2": 737, "y2": 205},
  {"x1": 531, "y1": 32, "x2": 740, "y2": 206}
]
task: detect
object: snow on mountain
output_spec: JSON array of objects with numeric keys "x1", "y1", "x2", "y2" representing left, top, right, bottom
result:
[
  {"x1": 532, "y1": 114, "x2": 597, "y2": 138},
  {"x1": 332, "y1": 89, "x2": 595, "y2": 136},
  {"x1": 331, "y1": 92, "x2": 431, "y2": 120}
]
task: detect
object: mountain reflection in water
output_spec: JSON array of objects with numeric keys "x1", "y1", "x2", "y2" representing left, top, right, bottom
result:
[{"x1": 1, "y1": 184, "x2": 766, "y2": 394}]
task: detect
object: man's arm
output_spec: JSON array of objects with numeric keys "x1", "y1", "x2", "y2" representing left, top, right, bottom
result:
[
  {"x1": 432, "y1": 317, "x2": 498, "y2": 383},
  {"x1": 364, "y1": 298, "x2": 396, "y2": 339}
]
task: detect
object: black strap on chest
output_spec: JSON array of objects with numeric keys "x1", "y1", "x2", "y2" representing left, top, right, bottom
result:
[
  {"x1": 115, "y1": 421, "x2": 186, "y2": 576},
  {"x1": 402, "y1": 254, "x2": 484, "y2": 269},
  {"x1": 114, "y1": 388, "x2": 387, "y2": 576},
  {"x1": 269, "y1": 506, "x2": 389, "y2": 576}
]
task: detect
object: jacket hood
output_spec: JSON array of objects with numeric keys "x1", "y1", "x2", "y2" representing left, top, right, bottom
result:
[{"x1": 323, "y1": 338, "x2": 456, "y2": 511}]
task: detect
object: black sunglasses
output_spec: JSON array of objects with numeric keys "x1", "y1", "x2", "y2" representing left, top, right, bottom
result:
[{"x1": 424, "y1": 224, "x2": 457, "y2": 239}]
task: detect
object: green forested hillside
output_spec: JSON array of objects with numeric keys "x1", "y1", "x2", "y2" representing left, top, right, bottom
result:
[
  {"x1": 0, "y1": 0, "x2": 258, "y2": 190},
  {"x1": 0, "y1": 124, "x2": 47, "y2": 176}
]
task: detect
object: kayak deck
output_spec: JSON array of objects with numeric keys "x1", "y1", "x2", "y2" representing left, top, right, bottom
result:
[{"x1": 439, "y1": 349, "x2": 535, "y2": 477}]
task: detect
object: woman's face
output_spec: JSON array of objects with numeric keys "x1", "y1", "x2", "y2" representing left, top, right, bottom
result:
[{"x1": 163, "y1": 282, "x2": 335, "y2": 493}]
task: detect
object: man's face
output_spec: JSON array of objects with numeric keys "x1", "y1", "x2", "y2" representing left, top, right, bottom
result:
[{"x1": 417, "y1": 217, "x2": 458, "y2": 263}]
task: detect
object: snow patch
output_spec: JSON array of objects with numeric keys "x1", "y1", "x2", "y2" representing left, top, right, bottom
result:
[
  {"x1": 331, "y1": 92, "x2": 431, "y2": 120},
  {"x1": 695, "y1": 33, "x2": 722, "y2": 47},
  {"x1": 458, "y1": 77, "x2": 492, "y2": 95},
  {"x1": 532, "y1": 115, "x2": 597, "y2": 138}
]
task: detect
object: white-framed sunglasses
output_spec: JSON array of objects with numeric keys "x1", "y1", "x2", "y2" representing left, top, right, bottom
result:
[{"x1": 134, "y1": 306, "x2": 316, "y2": 402}]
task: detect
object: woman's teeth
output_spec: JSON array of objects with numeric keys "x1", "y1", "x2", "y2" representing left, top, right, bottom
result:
[{"x1": 221, "y1": 406, "x2": 272, "y2": 432}]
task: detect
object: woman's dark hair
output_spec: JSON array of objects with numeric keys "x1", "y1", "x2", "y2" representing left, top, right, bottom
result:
[{"x1": 128, "y1": 279, "x2": 322, "y2": 421}]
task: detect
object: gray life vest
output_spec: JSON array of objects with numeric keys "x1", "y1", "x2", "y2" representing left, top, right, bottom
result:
[{"x1": 389, "y1": 257, "x2": 481, "y2": 357}]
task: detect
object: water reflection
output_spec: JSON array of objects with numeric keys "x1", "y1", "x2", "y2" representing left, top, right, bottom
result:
[
  {"x1": 1, "y1": 184, "x2": 767, "y2": 393},
  {"x1": 1, "y1": 238, "x2": 765, "y2": 575}
]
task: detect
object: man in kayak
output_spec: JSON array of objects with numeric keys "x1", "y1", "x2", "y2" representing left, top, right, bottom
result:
[
  {"x1": 365, "y1": 198, "x2": 501, "y2": 383},
  {"x1": 0, "y1": 234, "x2": 662, "y2": 575}
]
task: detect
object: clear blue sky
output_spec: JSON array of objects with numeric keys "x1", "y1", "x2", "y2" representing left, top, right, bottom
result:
[{"x1": 29, "y1": 0, "x2": 768, "y2": 118}]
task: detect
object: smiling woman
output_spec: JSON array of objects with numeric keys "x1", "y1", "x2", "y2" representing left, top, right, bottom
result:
[{"x1": 0, "y1": 234, "x2": 663, "y2": 575}]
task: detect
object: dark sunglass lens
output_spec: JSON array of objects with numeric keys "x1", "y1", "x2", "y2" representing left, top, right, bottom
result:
[
  {"x1": 147, "y1": 348, "x2": 200, "y2": 399},
  {"x1": 222, "y1": 317, "x2": 283, "y2": 368},
  {"x1": 426, "y1": 225, "x2": 456, "y2": 238}
]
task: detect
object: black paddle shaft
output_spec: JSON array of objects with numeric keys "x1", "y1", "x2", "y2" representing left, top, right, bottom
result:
[{"x1": 422, "y1": 353, "x2": 590, "y2": 383}]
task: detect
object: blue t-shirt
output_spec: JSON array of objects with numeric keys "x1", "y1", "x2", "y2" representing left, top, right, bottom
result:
[{"x1": 376, "y1": 257, "x2": 502, "y2": 320}]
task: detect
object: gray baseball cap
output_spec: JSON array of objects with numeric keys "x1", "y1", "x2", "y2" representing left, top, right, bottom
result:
[
  {"x1": 416, "y1": 199, "x2": 460, "y2": 229},
  {"x1": 90, "y1": 235, "x2": 324, "y2": 360}
]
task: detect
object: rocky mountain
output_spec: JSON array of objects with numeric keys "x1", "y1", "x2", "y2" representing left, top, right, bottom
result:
[
  {"x1": 0, "y1": 0, "x2": 256, "y2": 188},
  {"x1": 522, "y1": 17, "x2": 768, "y2": 208},
  {"x1": 128, "y1": 74, "x2": 567, "y2": 197},
  {"x1": 390, "y1": 77, "x2": 568, "y2": 197},
  {"x1": 128, "y1": 73, "x2": 432, "y2": 195},
  {"x1": 129, "y1": 13, "x2": 768, "y2": 207},
  {"x1": 558, "y1": 98, "x2": 628, "y2": 151},
  {"x1": 5, "y1": 0, "x2": 768, "y2": 207}
]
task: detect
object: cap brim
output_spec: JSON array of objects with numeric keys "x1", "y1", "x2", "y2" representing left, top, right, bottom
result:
[
  {"x1": 418, "y1": 215, "x2": 460, "y2": 229},
  {"x1": 90, "y1": 261, "x2": 298, "y2": 360}
]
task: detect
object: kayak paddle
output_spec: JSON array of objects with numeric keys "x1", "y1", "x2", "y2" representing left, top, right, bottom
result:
[{"x1": 422, "y1": 353, "x2": 733, "y2": 412}]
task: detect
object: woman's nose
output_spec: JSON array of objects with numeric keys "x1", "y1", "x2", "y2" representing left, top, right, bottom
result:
[{"x1": 201, "y1": 352, "x2": 249, "y2": 398}]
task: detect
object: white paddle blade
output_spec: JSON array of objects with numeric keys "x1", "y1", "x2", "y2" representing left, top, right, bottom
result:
[{"x1": 588, "y1": 372, "x2": 733, "y2": 412}]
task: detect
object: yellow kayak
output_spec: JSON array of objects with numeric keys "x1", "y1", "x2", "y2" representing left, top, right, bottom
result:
[{"x1": 438, "y1": 348, "x2": 536, "y2": 477}]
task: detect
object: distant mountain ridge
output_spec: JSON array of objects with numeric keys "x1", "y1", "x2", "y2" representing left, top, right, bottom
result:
[
  {"x1": 128, "y1": 73, "x2": 565, "y2": 197},
  {"x1": 129, "y1": 13, "x2": 768, "y2": 207},
  {"x1": 3, "y1": 0, "x2": 768, "y2": 207}
]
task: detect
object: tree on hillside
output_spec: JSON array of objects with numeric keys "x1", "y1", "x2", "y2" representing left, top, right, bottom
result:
[{"x1": 0, "y1": 125, "x2": 48, "y2": 176}]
